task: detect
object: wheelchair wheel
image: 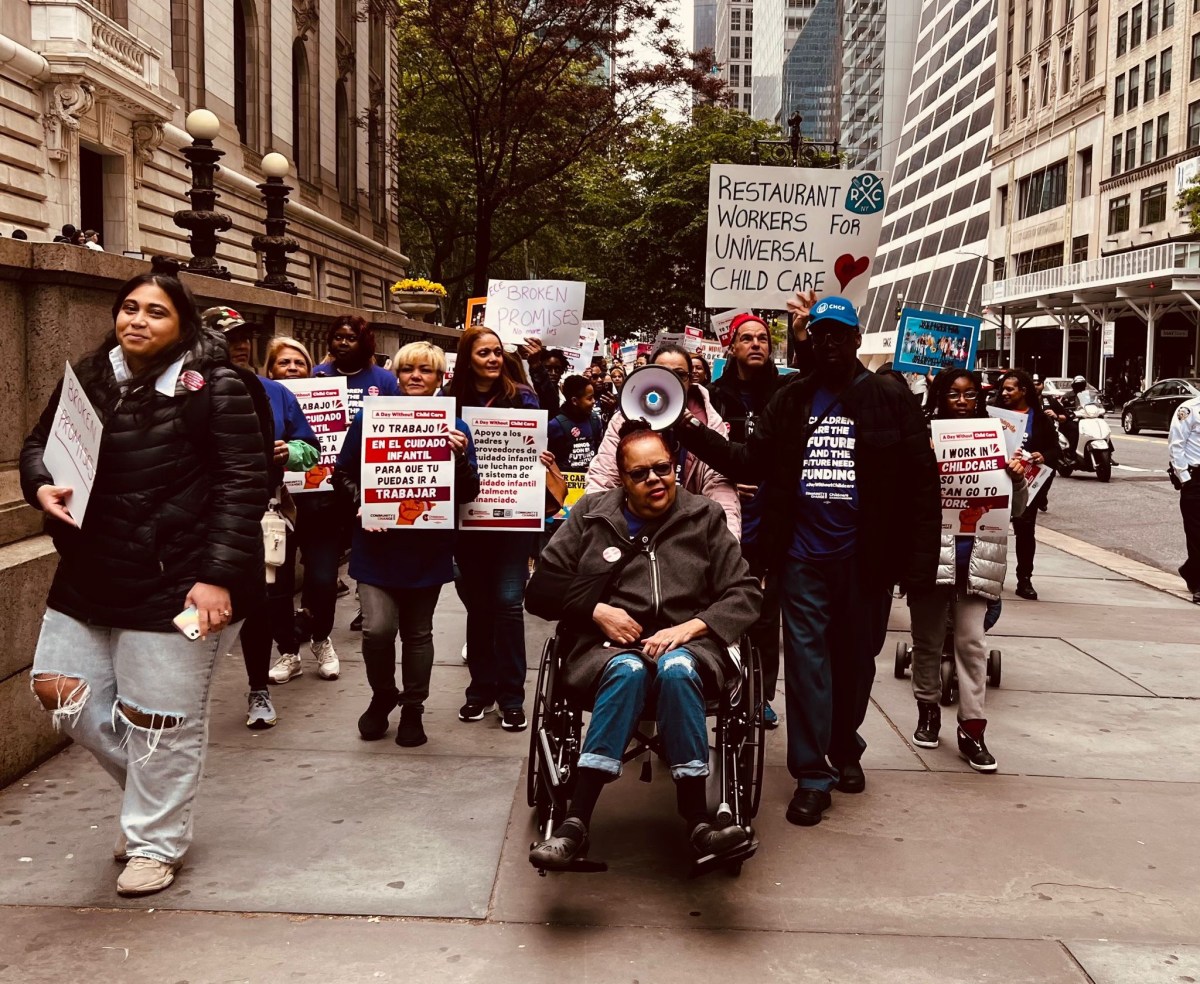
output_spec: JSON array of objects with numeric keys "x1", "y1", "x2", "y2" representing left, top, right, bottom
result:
[
  {"x1": 938, "y1": 658, "x2": 957, "y2": 707},
  {"x1": 527, "y1": 638, "x2": 580, "y2": 838},
  {"x1": 526, "y1": 639, "x2": 554, "y2": 809},
  {"x1": 987, "y1": 649, "x2": 1002, "y2": 688},
  {"x1": 893, "y1": 641, "x2": 911, "y2": 679},
  {"x1": 724, "y1": 638, "x2": 766, "y2": 825}
]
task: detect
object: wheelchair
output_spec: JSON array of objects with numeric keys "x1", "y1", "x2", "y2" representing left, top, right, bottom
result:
[{"x1": 527, "y1": 634, "x2": 766, "y2": 878}]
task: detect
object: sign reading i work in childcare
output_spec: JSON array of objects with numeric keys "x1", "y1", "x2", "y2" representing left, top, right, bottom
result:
[
  {"x1": 704, "y1": 163, "x2": 888, "y2": 310},
  {"x1": 459, "y1": 407, "x2": 548, "y2": 530},
  {"x1": 360, "y1": 396, "x2": 456, "y2": 529},
  {"x1": 894, "y1": 308, "x2": 981, "y2": 375},
  {"x1": 42, "y1": 362, "x2": 102, "y2": 528},
  {"x1": 483, "y1": 279, "x2": 587, "y2": 348},
  {"x1": 931, "y1": 419, "x2": 1012, "y2": 536},
  {"x1": 282, "y1": 376, "x2": 350, "y2": 494}
]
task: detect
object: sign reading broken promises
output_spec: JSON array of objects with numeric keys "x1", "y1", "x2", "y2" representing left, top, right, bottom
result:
[{"x1": 704, "y1": 163, "x2": 889, "y2": 311}]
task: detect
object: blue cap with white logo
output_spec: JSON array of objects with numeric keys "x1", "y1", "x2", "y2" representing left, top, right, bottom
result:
[{"x1": 809, "y1": 296, "x2": 860, "y2": 329}]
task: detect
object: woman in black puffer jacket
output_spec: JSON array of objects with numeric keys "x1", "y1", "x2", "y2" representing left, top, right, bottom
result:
[{"x1": 20, "y1": 257, "x2": 269, "y2": 899}]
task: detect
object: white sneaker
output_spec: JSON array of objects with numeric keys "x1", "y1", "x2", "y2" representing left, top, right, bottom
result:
[
  {"x1": 312, "y1": 638, "x2": 340, "y2": 680},
  {"x1": 116, "y1": 856, "x2": 180, "y2": 896},
  {"x1": 269, "y1": 653, "x2": 302, "y2": 684}
]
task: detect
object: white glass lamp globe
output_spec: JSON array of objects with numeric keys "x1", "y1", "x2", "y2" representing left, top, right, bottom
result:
[
  {"x1": 261, "y1": 153, "x2": 290, "y2": 178},
  {"x1": 185, "y1": 109, "x2": 221, "y2": 141}
]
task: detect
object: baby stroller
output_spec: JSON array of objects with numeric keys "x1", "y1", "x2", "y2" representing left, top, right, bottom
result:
[{"x1": 894, "y1": 599, "x2": 1002, "y2": 706}]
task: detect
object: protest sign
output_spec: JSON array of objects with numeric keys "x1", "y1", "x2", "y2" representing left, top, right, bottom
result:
[
  {"x1": 704, "y1": 163, "x2": 889, "y2": 310},
  {"x1": 931, "y1": 419, "x2": 1012, "y2": 535},
  {"x1": 986, "y1": 405, "x2": 1027, "y2": 459},
  {"x1": 564, "y1": 321, "x2": 599, "y2": 376},
  {"x1": 699, "y1": 339, "x2": 725, "y2": 364},
  {"x1": 484, "y1": 279, "x2": 586, "y2": 347},
  {"x1": 586, "y1": 319, "x2": 605, "y2": 358},
  {"x1": 465, "y1": 296, "x2": 487, "y2": 328},
  {"x1": 42, "y1": 362, "x2": 102, "y2": 528},
  {"x1": 894, "y1": 308, "x2": 980, "y2": 375},
  {"x1": 443, "y1": 352, "x2": 457, "y2": 385},
  {"x1": 550, "y1": 470, "x2": 587, "y2": 522},
  {"x1": 710, "y1": 309, "x2": 742, "y2": 347},
  {"x1": 682, "y1": 326, "x2": 705, "y2": 353},
  {"x1": 282, "y1": 377, "x2": 349, "y2": 493},
  {"x1": 619, "y1": 342, "x2": 638, "y2": 366},
  {"x1": 360, "y1": 397, "x2": 456, "y2": 528},
  {"x1": 459, "y1": 408, "x2": 547, "y2": 530}
]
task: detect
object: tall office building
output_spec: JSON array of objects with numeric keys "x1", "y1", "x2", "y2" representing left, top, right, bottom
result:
[
  {"x1": 715, "y1": 0, "x2": 756, "y2": 113},
  {"x1": 782, "y1": 0, "x2": 844, "y2": 142},
  {"x1": 694, "y1": 0, "x2": 719, "y2": 62},
  {"x1": 859, "y1": 0, "x2": 998, "y2": 361},
  {"x1": 753, "y1": 0, "x2": 819, "y2": 124}
]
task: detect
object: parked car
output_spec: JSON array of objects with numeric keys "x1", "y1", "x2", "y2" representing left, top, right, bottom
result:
[
  {"x1": 1121, "y1": 378, "x2": 1200, "y2": 434},
  {"x1": 1042, "y1": 376, "x2": 1103, "y2": 404}
]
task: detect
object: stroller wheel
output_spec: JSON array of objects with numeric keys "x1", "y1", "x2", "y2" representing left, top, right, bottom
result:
[
  {"x1": 894, "y1": 641, "x2": 911, "y2": 679},
  {"x1": 987, "y1": 649, "x2": 1002, "y2": 688},
  {"x1": 939, "y1": 659, "x2": 957, "y2": 706}
]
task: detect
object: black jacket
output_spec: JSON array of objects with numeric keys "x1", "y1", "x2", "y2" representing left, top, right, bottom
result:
[
  {"x1": 21, "y1": 347, "x2": 270, "y2": 631},
  {"x1": 678, "y1": 361, "x2": 941, "y2": 590},
  {"x1": 706, "y1": 363, "x2": 785, "y2": 444}
]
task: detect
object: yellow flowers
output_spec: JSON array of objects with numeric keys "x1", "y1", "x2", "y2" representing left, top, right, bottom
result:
[{"x1": 390, "y1": 277, "x2": 447, "y2": 296}]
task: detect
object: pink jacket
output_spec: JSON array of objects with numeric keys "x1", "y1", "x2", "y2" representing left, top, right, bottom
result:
[{"x1": 584, "y1": 385, "x2": 742, "y2": 540}]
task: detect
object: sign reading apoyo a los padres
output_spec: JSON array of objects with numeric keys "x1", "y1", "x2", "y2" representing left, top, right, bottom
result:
[{"x1": 704, "y1": 163, "x2": 888, "y2": 311}]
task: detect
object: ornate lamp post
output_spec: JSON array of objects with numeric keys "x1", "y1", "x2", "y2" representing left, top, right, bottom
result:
[
  {"x1": 173, "y1": 109, "x2": 232, "y2": 280},
  {"x1": 253, "y1": 152, "x2": 299, "y2": 294}
]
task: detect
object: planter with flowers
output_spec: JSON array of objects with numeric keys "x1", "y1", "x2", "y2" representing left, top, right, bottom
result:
[{"x1": 390, "y1": 277, "x2": 446, "y2": 322}]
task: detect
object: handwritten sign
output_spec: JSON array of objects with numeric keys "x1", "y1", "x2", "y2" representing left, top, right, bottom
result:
[
  {"x1": 459, "y1": 408, "x2": 547, "y2": 530},
  {"x1": 564, "y1": 321, "x2": 600, "y2": 377},
  {"x1": 705, "y1": 163, "x2": 888, "y2": 310},
  {"x1": 42, "y1": 362, "x2": 102, "y2": 527},
  {"x1": 484, "y1": 279, "x2": 586, "y2": 347},
  {"x1": 894, "y1": 308, "x2": 980, "y2": 375},
  {"x1": 282, "y1": 377, "x2": 349, "y2": 493},
  {"x1": 360, "y1": 397, "x2": 456, "y2": 528},
  {"x1": 932, "y1": 419, "x2": 1012, "y2": 536}
]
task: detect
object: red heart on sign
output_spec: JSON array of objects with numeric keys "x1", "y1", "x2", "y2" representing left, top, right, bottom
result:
[{"x1": 834, "y1": 254, "x2": 870, "y2": 291}]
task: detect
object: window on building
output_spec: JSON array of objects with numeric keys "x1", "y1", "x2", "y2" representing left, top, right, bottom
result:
[
  {"x1": 1141, "y1": 120, "x2": 1154, "y2": 164},
  {"x1": 1015, "y1": 243, "x2": 1066, "y2": 275},
  {"x1": 232, "y1": 0, "x2": 259, "y2": 147},
  {"x1": 1062, "y1": 46, "x2": 1073, "y2": 93},
  {"x1": 1004, "y1": 79, "x2": 1013, "y2": 127},
  {"x1": 1165, "y1": 0, "x2": 1175, "y2": 27},
  {"x1": 730, "y1": 36, "x2": 740, "y2": 58},
  {"x1": 1043, "y1": 0, "x2": 1054, "y2": 39},
  {"x1": 993, "y1": 257, "x2": 1008, "y2": 281},
  {"x1": 1072, "y1": 235, "x2": 1089, "y2": 263},
  {"x1": 1157, "y1": 112, "x2": 1170, "y2": 157},
  {"x1": 1161, "y1": 47, "x2": 1173, "y2": 92},
  {"x1": 746, "y1": 9, "x2": 753, "y2": 28},
  {"x1": 1079, "y1": 147, "x2": 1093, "y2": 195},
  {"x1": 1007, "y1": 0, "x2": 1016, "y2": 67},
  {"x1": 1115, "y1": 73, "x2": 1126, "y2": 115},
  {"x1": 1141, "y1": 182, "x2": 1168, "y2": 223},
  {"x1": 745, "y1": 37, "x2": 753, "y2": 58},
  {"x1": 1022, "y1": 75, "x2": 1031, "y2": 116},
  {"x1": 1192, "y1": 33, "x2": 1200, "y2": 81},
  {"x1": 1085, "y1": 4, "x2": 1098, "y2": 78},
  {"x1": 731, "y1": 8, "x2": 741, "y2": 29},
  {"x1": 1189, "y1": 99, "x2": 1200, "y2": 146},
  {"x1": 729, "y1": 64, "x2": 739, "y2": 86},
  {"x1": 1131, "y1": 4, "x2": 1143, "y2": 47},
  {"x1": 1066, "y1": 0, "x2": 1076, "y2": 22},
  {"x1": 1017, "y1": 159, "x2": 1068, "y2": 218},
  {"x1": 999, "y1": 185, "x2": 1010, "y2": 225},
  {"x1": 1148, "y1": 0, "x2": 1161, "y2": 36},
  {"x1": 1025, "y1": 0, "x2": 1034, "y2": 51},
  {"x1": 1145, "y1": 56, "x2": 1157, "y2": 100},
  {"x1": 336, "y1": 81, "x2": 353, "y2": 204},
  {"x1": 1040, "y1": 63, "x2": 1051, "y2": 104},
  {"x1": 1109, "y1": 195, "x2": 1131, "y2": 233},
  {"x1": 1117, "y1": 12, "x2": 1128, "y2": 56},
  {"x1": 742, "y1": 92, "x2": 752, "y2": 112},
  {"x1": 291, "y1": 39, "x2": 314, "y2": 182},
  {"x1": 1125, "y1": 126, "x2": 1137, "y2": 169},
  {"x1": 1112, "y1": 133, "x2": 1124, "y2": 174},
  {"x1": 1128, "y1": 66, "x2": 1140, "y2": 108}
]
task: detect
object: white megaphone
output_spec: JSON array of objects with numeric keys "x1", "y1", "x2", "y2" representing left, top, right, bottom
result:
[{"x1": 618, "y1": 365, "x2": 687, "y2": 432}]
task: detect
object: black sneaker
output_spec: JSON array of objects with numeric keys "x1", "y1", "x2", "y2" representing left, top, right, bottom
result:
[
  {"x1": 529, "y1": 818, "x2": 588, "y2": 870},
  {"x1": 913, "y1": 700, "x2": 941, "y2": 748},
  {"x1": 690, "y1": 822, "x2": 748, "y2": 857},
  {"x1": 1015, "y1": 578, "x2": 1038, "y2": 600},
  {"x1": 957, "y1": 726, "x2": 997, "y2": 772},
  {"x1": 350, "y1": 610, "x2": 363, "y2": 632},
  {"x1": 336, "y1": 578, "x2": 351, "y2": 598},
  {"x1": 499, "y1": 707, "x2": 527, "y2": 732},
  {"x1": 358, "y1": 691, "x2": 398, "y2": 741},
  {"x1": 458, "y1": 701, "x2": 495, "y2": 722},
  {"x1": 395, "y1": 705, "x2": 427, "y2": 747}
]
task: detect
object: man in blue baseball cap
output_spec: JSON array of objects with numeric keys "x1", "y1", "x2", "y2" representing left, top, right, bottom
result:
[{"x1": 679, "y1": 290, "x2": 939, "y2": 827}]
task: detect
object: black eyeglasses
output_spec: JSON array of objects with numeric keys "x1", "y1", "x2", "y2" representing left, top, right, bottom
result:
[
  {"x1": 626, "y1": 461, "x2": 673, "y2": 484},
  {"x1": 809, "y1": 324, "x2": 858, "y2": 346}
]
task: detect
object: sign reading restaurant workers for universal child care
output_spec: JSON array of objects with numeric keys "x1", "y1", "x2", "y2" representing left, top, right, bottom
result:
[
  {"x1": 704, "y1": 163, "x2": 889, "y2": 311},
  {"x1": 282, "y1": 376, "x2": 350, "y2": 493},
  {"x1": 459, "y1": 407, "x2": 548, "y2": 530},
  {"x1": 483, "y1": 279, "x2": 587, "y2": 348},
  {"x1": 42, "y1": 362, "x2": 102, "y2": 528},
  {"x1": 931, "y1": 419, "x2": 1013, "y2": 536},
  {"x1": 360, "y1": 397, "x2": 456, "y2": 529}
]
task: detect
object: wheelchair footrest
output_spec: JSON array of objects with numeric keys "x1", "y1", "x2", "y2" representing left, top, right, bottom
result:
[
  {"x1": 689, "y1": 832, "x2": 758, "y2": 879},
  {"x1": 532, "y1": 857, "x2": 609, "y2": 876}
]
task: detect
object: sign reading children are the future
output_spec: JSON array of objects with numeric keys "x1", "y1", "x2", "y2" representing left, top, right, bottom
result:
[
  {"x1": 704, "y1": 163, "x2": 889, "y2": 311},
  {"x1": 931, "y1": 419, "x2": 1012, "y2": 536},
  {"x1": 894, "y1": 308, "x2": 981, "y2": 375},
  {"x1": 360, "y1": 397, "x2": 456, "y2": 529}
]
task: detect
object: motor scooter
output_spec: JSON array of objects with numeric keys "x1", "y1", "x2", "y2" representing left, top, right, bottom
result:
[{"x1": 1057, "y1": 392, "x2": 1116, "y2": 482}]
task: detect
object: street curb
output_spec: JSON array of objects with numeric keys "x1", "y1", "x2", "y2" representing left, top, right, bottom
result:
[{"x1": 1037, "y1": 526, "x2": 1195, "y2": 604}]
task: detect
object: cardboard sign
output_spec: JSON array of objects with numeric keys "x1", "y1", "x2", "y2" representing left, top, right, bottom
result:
[
  {"x1": 459, "y1": 408, "x2": 547, "y2": 530},
  {"x1": 704, "y1": 163, "x2": 888, "y2": 310},
  {"x1": 986, "y1": 406, "x2": 1027, "y2": 459},
  {"x1": 282, "y1": 377, "x2": 350, "y2": 493},
  {"x1": 42, "y1": 362, "x2": 102, "y2": 528},
  {"x1": 484, "y1": 279, "x2": 586, "y2": 347},
  {"x1": 931, "y1": 419, "x2": 1012, "y2": 535},
  {"x1": 619, "y1": 343, "x2": 638, "y2": 366},
  {"x1": 360, "y1": 397, "x2": 457, "y2": 528},
  {"x1": 549, "y1": 470, "x2": 587, "y2": 523},
  {"x1": 894, "y1": 308, "x2": 981, "y2": 375},
  {"x1": 710, "y1": 308, "x2": 743, "y2": 347},
  {"x1": 465, "y1": 296, "x2": 487, "y2": 328},
  {"x1": 564, "y1": 321, "x2": 600, "y2": 377}
]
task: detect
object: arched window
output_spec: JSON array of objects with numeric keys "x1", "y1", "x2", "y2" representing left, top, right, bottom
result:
[
  {"x1": 336, "y1": 82, "x2": 353, "y2": 203},
  {"x1": 292, "y1": 39, "x2": 314, "y2": 180},
  {"x1": 233, "y1": 0, "x2": 259, "y2": 147}
]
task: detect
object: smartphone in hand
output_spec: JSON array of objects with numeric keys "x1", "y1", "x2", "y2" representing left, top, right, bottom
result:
[{"x1": 172, "y1": 606, "x2": 201, "y2": 641}]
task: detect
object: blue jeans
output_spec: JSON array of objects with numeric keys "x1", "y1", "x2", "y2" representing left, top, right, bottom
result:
[
  {"x1": 454, "y1": 531, "x2": 533, "y2": 711},
  {"x1": 780, "y1": 554, "x2": 892, "y2": 792},
  {"x1": 294, "y1": 493, "x2": 344, "y2": 641},
  {"x1": 578, "y1": 649, "x2": 709, "y2": 779},
  {"x1": 31, "y1": 608, "x2": 237, "y2": 863}
]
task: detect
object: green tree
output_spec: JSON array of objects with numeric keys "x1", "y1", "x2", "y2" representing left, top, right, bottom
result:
[{"x1": 1178, "y1": 173, "x2": 1200, "y2": 232}]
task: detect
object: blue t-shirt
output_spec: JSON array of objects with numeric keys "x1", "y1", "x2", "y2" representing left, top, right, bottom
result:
[
  {"x1": 313, "y1": 363, "x2": 400, "y2": 420},
  {"x1": 623, "y1": 505, "x2": 648, "y2": 541},
  {"x1": 790, "y1": 387, "x2": 858, "y2": 561},
  {"x1": 259, "y1": 376, "x2": 319, "y2": 446}
]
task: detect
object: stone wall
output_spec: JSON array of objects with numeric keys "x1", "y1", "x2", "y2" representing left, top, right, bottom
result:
[{"x1": 0, "y1": 240, "x2": 460, "y2": 788}]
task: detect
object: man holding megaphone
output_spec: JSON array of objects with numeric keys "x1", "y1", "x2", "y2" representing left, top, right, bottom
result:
[{"x1": 678, "y1": 292, "x2": 940, "y2": 829}]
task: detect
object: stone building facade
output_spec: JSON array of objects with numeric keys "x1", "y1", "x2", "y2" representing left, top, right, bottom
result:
[{"x1": 0, "y1": 0, "x2": 408, "y2": 308}]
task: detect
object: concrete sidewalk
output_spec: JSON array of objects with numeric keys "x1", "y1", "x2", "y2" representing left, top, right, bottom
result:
[{"x1": 0, "y1": 542, "x2": 1198, "y2": 983}]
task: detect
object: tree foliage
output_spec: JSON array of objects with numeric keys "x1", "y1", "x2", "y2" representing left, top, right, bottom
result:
[{"x1": 1178, "y1": 174, "x2": 1200, "y2": 233}]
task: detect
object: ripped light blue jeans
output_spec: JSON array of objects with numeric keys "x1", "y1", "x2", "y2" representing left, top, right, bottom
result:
[
  {"x1": 31, "y1": 608, "x2": 232, "y2": 863},
  {"x1": 578, "y1": 648, "x2": 709, "y2": 779}
]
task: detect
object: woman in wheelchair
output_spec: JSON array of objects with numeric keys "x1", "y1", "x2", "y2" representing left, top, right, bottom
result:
[{"x1": 524, "y1": 421, "x2": 761, "y2": 870}]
